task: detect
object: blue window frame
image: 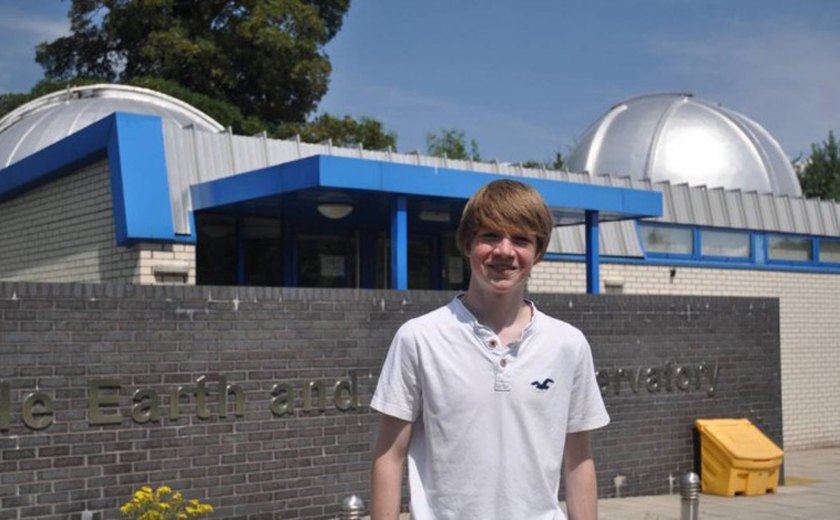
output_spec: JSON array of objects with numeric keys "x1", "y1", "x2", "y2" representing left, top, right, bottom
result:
[
  {"x1": 767, "y1": 234, "x2": 813, "y2": 263},
  {"x1": 819, "y1": 238, "x2": 840, "y2": 265},
  {"x1": 639, "y1": 223, "x2": 693, "y2": 257},
  {"x1": 699, "y1": 229, "x2": 751, "y2": 260},
  {"x1": 554, "y1": 221, "x2": 840, "y2": 274},
  {"x1": 639, "y1": 223, "x2": 752, "y2": 264}
]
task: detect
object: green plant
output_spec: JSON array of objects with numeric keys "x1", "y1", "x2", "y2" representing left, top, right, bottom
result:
[{"x1": 119, "y1": 485, "x2": 213, "y2": 519}]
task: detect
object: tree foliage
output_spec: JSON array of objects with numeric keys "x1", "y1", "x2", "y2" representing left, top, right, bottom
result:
[
  {"x1": 35, "y1": 0, "x2": 350, "y2": 126},
  {"x1": 276, "y1": 113, "x2": 397, "y2": 149},
  {"x1": 519, "y1": 151, "x2": 565, "y2": 170},
  {"x1": 426, "y1": 129, "x2": 481, "y2": 161},
  {"x1": 798, "y1": 130, "x2": 840, "y2": 201},
  {"x1": 0, "y1": 78, "x2": 100, "y2": 123}
]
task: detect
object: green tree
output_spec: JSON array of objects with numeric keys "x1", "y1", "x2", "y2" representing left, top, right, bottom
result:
[
  {"x1": 798, "y1": 131, "x2": 840, "y2": 201},
  {"x1": 426, "y1": 129, "x2": 480, "y2": 161},
  {"x1": 1, "y1": 78, "x2": 100, "y2": 124},
  {"x1": 518, "y1": 151, "x2": 565, "y2": 170},
  {"x1": 35, "y1": 0, "x2": 350, "y2": 126},
  {"x1": 276, "y1": 113, "x2": 397, "y2": 149}
]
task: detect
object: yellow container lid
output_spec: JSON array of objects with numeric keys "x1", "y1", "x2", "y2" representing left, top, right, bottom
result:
[{"x1": 696, "y1": 418, "x2": 783, "y2": 461}]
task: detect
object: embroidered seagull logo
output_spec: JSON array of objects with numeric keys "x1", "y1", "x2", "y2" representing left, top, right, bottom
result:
[{"x1": 531, "y1": 378, "x2": 554, "y2": 390}]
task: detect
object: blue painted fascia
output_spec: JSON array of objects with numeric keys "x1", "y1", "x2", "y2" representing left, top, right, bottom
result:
[
  {"x1": 193, "y1": 155, "x2": 663, "y2": 221},
  {"x1": 0, "y1": 116, "x2": 113, "y2": 201},
  {"x1": 190, "y1": 155, "x2": 322, "y2": 211},
  {"x1": 0, "y1": 112, "x2": 182, "y2": 246},
  {"x1": 107, "y1": 112, "x2": 176, "y2": 245}
]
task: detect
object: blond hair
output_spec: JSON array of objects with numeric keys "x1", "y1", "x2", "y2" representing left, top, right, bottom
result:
[{"x1": 456, "y1": 179, "x2": 554, "y2": 261}]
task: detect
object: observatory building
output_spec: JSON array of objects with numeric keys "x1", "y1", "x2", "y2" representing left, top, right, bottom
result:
[{"x1": 1, "y1": 86, "x2": 838, "y2": 451}]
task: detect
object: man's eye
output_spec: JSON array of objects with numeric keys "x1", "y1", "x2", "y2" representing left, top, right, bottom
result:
[
  {"x1": 481, "y1": 233, "x2": 501, "y2": 241},
  {"x1": 512, "y1": 236, "x2": 533, "y2": 246}
]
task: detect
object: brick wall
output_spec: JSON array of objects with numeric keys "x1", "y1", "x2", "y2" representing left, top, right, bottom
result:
[
  {"x1": 0, "y1": 162, "x2": 195, "y2": 285},
  {"x1": 531, "y1": 260, "x2": 840, "y2": 449},
  {"x1": 0, "y1": 283, "x2": 780, "y2": 519}
]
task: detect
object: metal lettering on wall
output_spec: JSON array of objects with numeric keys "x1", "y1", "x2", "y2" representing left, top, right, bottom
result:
[
  {"x1": 596, "y1": 361, "x2": 720, "y2": 397},
  {"x1": 0, "y1": 371, "x2": 361, "y2": 433},
  {"x1": 2, "y1": 362, "x2": 718, "y2": 433}
]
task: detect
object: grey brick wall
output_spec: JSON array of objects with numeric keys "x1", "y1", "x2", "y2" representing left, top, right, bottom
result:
[{"x1": 0, "y1": 283, "x2": 781, "y2": 519}]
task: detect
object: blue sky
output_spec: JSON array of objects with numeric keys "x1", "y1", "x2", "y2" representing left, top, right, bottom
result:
[{"x1": 2, "y1": 1, "x2": 840, "y2": 164}]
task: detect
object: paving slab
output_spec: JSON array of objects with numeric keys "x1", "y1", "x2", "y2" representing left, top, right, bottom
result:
[{"x1": 595, "y1": 447, "x2": 840, "y2": 520}]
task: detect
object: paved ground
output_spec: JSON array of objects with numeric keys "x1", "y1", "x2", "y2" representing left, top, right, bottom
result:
[
  {"x1": 373, "y1": 446, "x2": 839, "y2": 519},
  {"x1": 596, "y1": 447, "x2": 840, "y2": 519}
]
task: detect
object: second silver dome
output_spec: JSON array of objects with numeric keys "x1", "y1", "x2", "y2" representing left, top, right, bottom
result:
[{"x1": 567, "y1": 93, "x2": 801, "y2": 197}]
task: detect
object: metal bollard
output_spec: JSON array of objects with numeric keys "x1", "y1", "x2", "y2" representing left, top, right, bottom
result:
[
  {"x1": 680, "y1": 472, "x2": 700, "y2": 520},
  {"x1": 341, "y1": 494, "x2": 366, "y2": 520}
]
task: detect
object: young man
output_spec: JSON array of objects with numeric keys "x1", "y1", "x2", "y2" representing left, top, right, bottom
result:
[{"x1": 370, "y1": 179, "x2": 609, "y2": 520}]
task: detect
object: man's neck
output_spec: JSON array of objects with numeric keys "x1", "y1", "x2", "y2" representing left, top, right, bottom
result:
[{"x1": 461, "y1": 288, "x2": 531, "y2": 340}]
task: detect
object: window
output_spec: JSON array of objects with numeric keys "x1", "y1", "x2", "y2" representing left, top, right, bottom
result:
[
  {"x1": 821, "y1": 240, "x2": 840, "y2": 263},
  {"x1": 242, "y1": 217, "x2": 283, "y2": 286},
  {"x1": 700, "y1": 230, "x2": 750, "y2": 258},
  {"x1": 297, "y1": 234, "x2": 357, "y2": 288},
  {"x1": 196, "y1": 213, "x2": 237, "y2": 285},
  {"x1": 768, "y1": 235, "x2": 811, "y2": 262},
  {"x1": 640, "y1": 225, "x2": 692, "y2": 255}
]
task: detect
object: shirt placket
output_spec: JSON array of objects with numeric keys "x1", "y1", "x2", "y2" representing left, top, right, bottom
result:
[{"x1": 477, "y1": 328, "x2": 515, "y2": 392}]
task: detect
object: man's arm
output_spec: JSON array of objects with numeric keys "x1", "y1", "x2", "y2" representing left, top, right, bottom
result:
[
  {"x1": 563, "y1": 430, "x2": 598, "y2": 520},
  {"x1": 371, "y1": 414, "x2": 413, "y2": 520}
]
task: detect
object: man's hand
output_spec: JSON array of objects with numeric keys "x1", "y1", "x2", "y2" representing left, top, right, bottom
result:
[
  {"x1": 371, "y1": 415, "x2": 413, "y2": 520},
  {"x1": 563, "y1": 430, "x2": 598, "y2": 520}
]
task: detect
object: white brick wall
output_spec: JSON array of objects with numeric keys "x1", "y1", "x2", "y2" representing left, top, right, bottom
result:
[
  {"x1": 530, "y1": 260, "x2": 840, "y2": 449},
  {"x1": 0, "y1": 161, "x2": 194, "y2": 284}
]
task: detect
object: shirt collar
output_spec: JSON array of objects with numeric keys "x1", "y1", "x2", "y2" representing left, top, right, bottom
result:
[{"x1": 450, "y1": 293, "x2": 538, "y2": 341}]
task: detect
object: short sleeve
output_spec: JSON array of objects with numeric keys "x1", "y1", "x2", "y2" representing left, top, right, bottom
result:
[
  {"x1": 566, "y1": 335, "x2": 610, "y2": 433},
  {"x1": 370, "y1": 321, "x2": 422, "y2": 422}
]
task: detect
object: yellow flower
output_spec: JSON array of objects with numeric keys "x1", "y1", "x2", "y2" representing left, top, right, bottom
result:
[{"x1": 121, "y1": 485, "x2": 212, "y2": 519}]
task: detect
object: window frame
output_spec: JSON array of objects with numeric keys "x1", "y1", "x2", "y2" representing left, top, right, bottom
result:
[
  {"x1": 698, "y1": 228, "x2": 752, "y2": 263},
  {"x1": 766, "y1": 233, "x2": 815, "y2": 265},
  {"x1": 818, "y1": 238, "x2": 840, "y2": 265}
]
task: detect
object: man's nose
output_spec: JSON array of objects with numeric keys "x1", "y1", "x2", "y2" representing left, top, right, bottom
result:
[{"x1": 494, "y1": 237, "x2": 514, "y2": 255}]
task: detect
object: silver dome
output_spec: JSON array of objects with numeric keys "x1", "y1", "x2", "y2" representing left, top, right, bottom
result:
[
  {"x1": 0, "y1": 84, "x2": 224, "y2": 168},
  {"x1": 567, "y1": 93, "x2": 801, "y2": 197}
]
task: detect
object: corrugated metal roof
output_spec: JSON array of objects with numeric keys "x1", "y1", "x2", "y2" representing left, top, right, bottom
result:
[
  {"x1": 160, "y1": 124, "x2": 840, "y2": 259},
  {"x1": 6, "y1": 85, "x2": 838, "y2": 258}
]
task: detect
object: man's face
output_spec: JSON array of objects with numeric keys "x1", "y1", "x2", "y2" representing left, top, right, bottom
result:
[{"x1": 466, "y1": 227, "x2": 538, "y2": 296}]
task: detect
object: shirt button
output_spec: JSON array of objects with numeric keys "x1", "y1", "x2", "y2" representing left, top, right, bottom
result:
[
  {"x1": 500, "y1": 359, "x2": 507, "y2": 367},
  {"x1": 489, "y1": 339, "x2": 498, "y2": 348}
]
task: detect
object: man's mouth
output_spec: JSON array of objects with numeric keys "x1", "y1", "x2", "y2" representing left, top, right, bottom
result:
[{"x1": 489, "y1": 264, "x2": 516, "y2": 272}]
